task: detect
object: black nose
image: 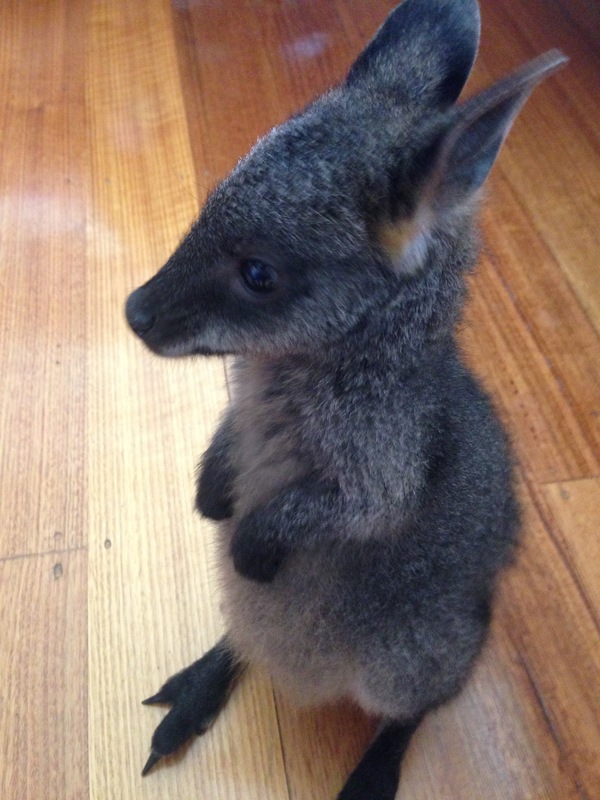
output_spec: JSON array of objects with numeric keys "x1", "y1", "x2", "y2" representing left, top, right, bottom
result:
[{"x1": 126, "y1": 288, "x2": 156, "y2": 336}]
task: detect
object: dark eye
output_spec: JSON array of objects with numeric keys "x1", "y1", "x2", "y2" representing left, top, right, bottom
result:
[{"x1": 240, "y1": 259, "x2": 278, "y2": 294}]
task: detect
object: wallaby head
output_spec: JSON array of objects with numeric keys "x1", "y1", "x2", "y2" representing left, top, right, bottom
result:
[{"x1": 126, "y1": 0, "x2": 566, "y2": 359}]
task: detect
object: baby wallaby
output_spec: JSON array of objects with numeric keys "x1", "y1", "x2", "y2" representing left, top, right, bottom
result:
[{"x1": 126, "y1": 0, "x2": 566, "y2": 797}]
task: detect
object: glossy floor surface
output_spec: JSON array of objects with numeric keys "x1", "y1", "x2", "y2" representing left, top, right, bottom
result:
[{"x1": 1, "y1": 1, "x2": 599, "y2": 798}]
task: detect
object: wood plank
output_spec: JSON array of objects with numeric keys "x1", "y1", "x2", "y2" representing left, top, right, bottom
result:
[
  {"x1": 498, "y1": 479, "x2": 600, "y2": 797},
  {"x1": 401, "y1": 620, "x2": 584, "y2": 800},
  {"x1": 479, "y1": 177, "x2": 600, "y2": 471},
  {"x1": 455, "y1": 1, "x2": 600, "y2": 482},
  {"x1": 0, "y1": 0, "x2": 87, "y2": 557},
  {"x1": 459, "y1": 255, "x2": 599, "y2": 482},
  {"x1": 171, "y1": 0, "x2": 347, "y2": 186},
  {"x1": 477, "y1": 0, "x2": 600, "y2": 333},
  {"x1": 274, "y1": 695, "x2": 374, "y2": 800},
  {"x1": 0, "y1": 550, "x2": 88, "y2": 800},
  {"x1": 84, "y1": 1, "x2": 289, "y2": 798},
  {"x1": 536, "y1": 478, "x2": 600, "y2": 622},
  {"x1": 462, "y1": 6, "x2": 600, "y2": 482},
  {"x1": 557, "y1": 0, "x2": 600, "y2": 51}
]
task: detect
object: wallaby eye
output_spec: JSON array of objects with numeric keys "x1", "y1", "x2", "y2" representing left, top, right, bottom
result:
[{"x1": 240, "y1": 259, "x2": 278, "y2": 295}]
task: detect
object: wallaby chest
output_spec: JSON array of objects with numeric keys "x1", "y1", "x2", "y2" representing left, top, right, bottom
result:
[{"x1": 229, "y1": 357, "x2": 308, "y2": 517}]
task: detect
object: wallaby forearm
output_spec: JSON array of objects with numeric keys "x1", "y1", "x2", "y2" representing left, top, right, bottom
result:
[
  {"x1": 229, "y1": 472, "x2": 413, "y2": 582},
  {"x1": 196, "y1": 414, "x2": 237, "y2": 521}
]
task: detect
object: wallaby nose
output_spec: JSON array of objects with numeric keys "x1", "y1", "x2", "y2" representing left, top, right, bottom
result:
[{"x1": 126, "y1": 288, "x2": 156, "y2": 336}]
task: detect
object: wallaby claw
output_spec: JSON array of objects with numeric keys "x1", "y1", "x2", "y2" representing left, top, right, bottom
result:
[
  {"x1": 142, "y1": 688, "x2": 170, "y2": 706},
  {"x1": 141, "y1": 750, "x2": 162, "y2": 777}
]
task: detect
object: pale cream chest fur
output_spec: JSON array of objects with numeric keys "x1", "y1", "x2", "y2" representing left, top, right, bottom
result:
[{"x1": 215, "y1": 358, "x2": 358, "y2": 705}]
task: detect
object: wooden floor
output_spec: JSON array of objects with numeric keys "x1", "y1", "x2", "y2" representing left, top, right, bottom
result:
[{"x1": 1, "y1": 1, "x2": 599, "y2": 798}]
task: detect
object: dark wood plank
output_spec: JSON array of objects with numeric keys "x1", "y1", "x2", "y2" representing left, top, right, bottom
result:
[
  {"x1": 171, "y1": 0, "x2": 351, "y2": 189},
  {"x1": 477, "y1": 0, "x2": 600, "y2": 331},
  {"x1": 478, "y1": 177, "x2": 600, "y2": 475},
  {"x1": 498, "y1": 478, "x2": 600, "y2": 797},
  {"x1": 536, "y1": 478, "x2": 600, "y2": 623},
  {"x1": 555, "y1": 0, "x2": 600, "y2": 52},
  {"x1": 459, "y1": 250, "x2": 599, "y2": 483}
]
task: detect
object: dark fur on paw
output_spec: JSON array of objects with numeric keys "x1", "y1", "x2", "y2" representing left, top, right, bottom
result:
[
  {"x1": 141, "y1": 639, "x2": 242, "y2": 776},
  {"x1": 230, "y1": 516, "x2": 289, "y2": 582},
  {"x1": 195, "y1": 445, "x2": 236, "y2": 521},
  {"x1": 195, "y1": 483, "x2": 234, "y2": 521}
]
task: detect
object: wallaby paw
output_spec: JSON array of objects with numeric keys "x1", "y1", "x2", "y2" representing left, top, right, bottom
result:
[
  {"x1": 229, "y1": 514, "x2": 289, "y2": 582},
  {"x1": 335, "y1": 719, "x2": 421, "y2": 800},
  {"x1": 141, "y1": 639, "x2": 243, "y2": 776},
  {"x1": 195, "y1": 484, "x2": 234, "y2": 521}
]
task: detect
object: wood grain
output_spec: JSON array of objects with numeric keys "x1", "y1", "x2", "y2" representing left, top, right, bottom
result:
[
  {"x1": 479, "y1": 0, "x2": 600, "y2": 331},
  {"x1": 498, "y1": 479, "x2": 600, "y2": 795},
  {"x1": 536, "y1": 478, "x2": 600, "y2": 622},
  {"x1": 0, "y1": 0, "x2": 87, "y2": 558},
  {"x1": 0, "y1": 0, "x2": 599, "y2": 798},
  {"x1": 84, "y1": 1, "x2": 288, "y2": 798},
  {"x1": 0, "y1": 550, "x2": 88, "y2": 799},
  {"x1": 401, "y1": 620, "x2": 586, "y2": 800}
]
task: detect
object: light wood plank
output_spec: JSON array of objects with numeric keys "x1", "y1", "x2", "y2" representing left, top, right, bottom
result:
[
  {"x1": 401, "y1": 620, "x2": 584, "y2": 800},
  {"x1": 84, "y1": 1, "x2": 288, "y2": 798},
  {"x1": 0, "y1": 550, "x2": 88, "y2": 799},
  {"x1": 274, "y1": 695, "x2": 375, "y2": 800},
  {"x1": 0, "y1": 0, "x2": 87, "y2": 557}
]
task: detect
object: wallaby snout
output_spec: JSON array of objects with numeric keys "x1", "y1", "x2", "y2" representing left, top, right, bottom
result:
[{"x1": 126, "y1": 287, "x2": 156, "y2": 337}]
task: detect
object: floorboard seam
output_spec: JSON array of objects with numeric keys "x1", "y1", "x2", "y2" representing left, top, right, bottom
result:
[
  {"x1": 0, "y1": 543, "x2": 88, "y2": 564},
  {"x1": 537, "y1": 475, "x2": 600, "y2": 487}
]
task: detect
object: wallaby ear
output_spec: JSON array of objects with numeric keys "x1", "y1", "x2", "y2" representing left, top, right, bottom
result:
[
  {"x1": 347, "y1": 0, "x2": 481, "y2": 107},
  {"x1": 378, "y1": 50, "x2": 568, "y2": 273},
  {"x1": 426, "y1": 49, "x2": 568, "y2": 211}
]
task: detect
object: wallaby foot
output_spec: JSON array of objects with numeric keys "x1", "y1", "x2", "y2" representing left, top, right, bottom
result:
[
  {"x1": 336, "y1": 718, "x2": 422, "y2": 800},
  {"x1": 141, "y1": 636, "x2": 244, "y2": 776}
]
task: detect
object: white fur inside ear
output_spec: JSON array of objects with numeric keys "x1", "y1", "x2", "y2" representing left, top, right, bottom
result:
[
  {"x1": 378, "y1": 206, "x2": 433, "y2": 275},
  {"x1": 399, "y1": 218, "x2": 431, "y2": 275}
]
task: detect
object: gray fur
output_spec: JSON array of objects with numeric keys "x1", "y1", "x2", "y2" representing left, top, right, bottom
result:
[{"x1": 126, "y1": 0, "x2": 566, "y2": 794}]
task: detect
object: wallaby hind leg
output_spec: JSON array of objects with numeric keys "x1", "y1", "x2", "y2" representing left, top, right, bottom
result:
[
  {"x1": 336, "y1": 717, "x2": 422, "y2": 800},
  {"x1": 141, "y1": 636, "x2": 244, "y2": 776}
]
